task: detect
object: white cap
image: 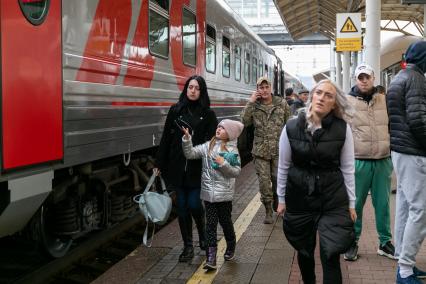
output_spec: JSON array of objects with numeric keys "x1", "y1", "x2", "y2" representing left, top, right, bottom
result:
[{"x1": 355, "y1": 63, "x2": 374, "y2": 78}]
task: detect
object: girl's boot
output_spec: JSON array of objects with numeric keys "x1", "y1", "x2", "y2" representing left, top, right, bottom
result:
[{"x1": 203, "y1": 247, "x2": 217, "y2": 270}]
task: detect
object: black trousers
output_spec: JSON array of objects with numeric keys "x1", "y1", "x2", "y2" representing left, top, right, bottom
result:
[
  {"x1": 297, "y1": 233, "x2": 342, "y2": 284},
  {"x1": 204, "y1": 201, "x2": 236, "y2": 247}
]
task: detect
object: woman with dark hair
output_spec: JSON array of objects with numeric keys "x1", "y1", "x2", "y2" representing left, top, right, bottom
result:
[
  {"x1": 155, "y1": 75, "x2": 217, "y2": 262},
  {"x1": 277, "y1": 79, "x2": 357, "y2": 283}
]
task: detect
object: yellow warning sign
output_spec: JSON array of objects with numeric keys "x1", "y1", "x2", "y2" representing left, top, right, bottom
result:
[
  {"x1": 336, "y1": 38, "x2": 362, "y2": 52},
  {"x1": 336, "y1": 13, "x2": 361, "y2": 51},
  {"x1": 340, "y1": 17, "x2": 358, "y2": 33}
]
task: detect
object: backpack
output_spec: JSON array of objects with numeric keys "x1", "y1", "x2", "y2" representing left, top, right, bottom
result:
[{"x1": 133, "y1": 172, "x2": 172, "y2": 247}]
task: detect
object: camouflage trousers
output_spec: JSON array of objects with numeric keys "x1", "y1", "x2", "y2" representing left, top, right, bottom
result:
[{"x1": 253, "y1": 156, "x2": 278, "y2": 205}]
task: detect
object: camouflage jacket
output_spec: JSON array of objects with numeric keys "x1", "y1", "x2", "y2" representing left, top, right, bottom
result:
[{"x1": 241, "y1": 96, "x2": 291, "y2": 159}]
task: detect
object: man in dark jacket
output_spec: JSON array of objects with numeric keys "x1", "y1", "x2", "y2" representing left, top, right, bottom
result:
[
  {"x1": 387, "y1": 40, "x2": 426, "y2": 283},
  {"x1": 290, "y1": 89, "x2": 308, "y2": 115}
]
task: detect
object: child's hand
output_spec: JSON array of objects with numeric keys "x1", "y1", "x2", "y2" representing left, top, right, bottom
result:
[
  {"x1": 182, "y1": 127, "x2": 190, "y2": 139},
  {"x1": 214, "y1": 155, "x2": 225, "y2": 165}
]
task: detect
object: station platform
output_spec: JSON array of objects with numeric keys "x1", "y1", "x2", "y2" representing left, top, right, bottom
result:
[{"x1": 92, "y1": 163, "x2": 426, "y2": 284}]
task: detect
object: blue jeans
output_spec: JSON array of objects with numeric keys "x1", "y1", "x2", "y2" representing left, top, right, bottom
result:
[{"x1": 175, "y1": 186, "x2": 205, "y2": 247}]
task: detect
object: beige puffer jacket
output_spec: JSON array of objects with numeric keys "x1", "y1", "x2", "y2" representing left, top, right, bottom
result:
[{"x1": 347, "y1": 92, "x2": 390, "y2": 159}]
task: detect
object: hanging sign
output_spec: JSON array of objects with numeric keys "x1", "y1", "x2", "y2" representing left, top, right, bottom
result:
[{"x1": 336, "y1": 13, "x2": 362, "y2": 51}]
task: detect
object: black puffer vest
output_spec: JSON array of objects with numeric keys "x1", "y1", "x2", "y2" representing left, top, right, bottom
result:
[{"x1": 285, "y1": 112, "x2": 348, "y2": 211}]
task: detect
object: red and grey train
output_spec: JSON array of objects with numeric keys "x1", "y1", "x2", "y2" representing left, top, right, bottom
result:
[{"x1": 0, "y1": 0, "x2": 286, "y2": 257}]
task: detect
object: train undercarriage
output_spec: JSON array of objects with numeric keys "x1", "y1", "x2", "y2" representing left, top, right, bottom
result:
[{"x1": 25, "y1": 153, "x2": 157, "y2": 258}]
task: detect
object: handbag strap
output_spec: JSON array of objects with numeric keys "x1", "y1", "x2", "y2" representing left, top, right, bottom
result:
[
  {"x1": 144, "y1": 172, "x2": 168, "y2": 196},
  {"x1": 139, "y1": 171, "x2": 168, "y2": 246},
  {"x1": 143, "y1": 173, "x2": 157, "y2": 194},
  {"x1": 143, "y1": 222, "x2": 156, "y2": 247}
]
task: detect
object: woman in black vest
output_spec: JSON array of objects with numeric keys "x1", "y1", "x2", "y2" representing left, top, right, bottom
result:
[
  {"x1": 156, "y1": 75, "x2": 217, "y2": 262},
  {"x1": 276, "y1": 79, "x2": 356, "y2": 283}
]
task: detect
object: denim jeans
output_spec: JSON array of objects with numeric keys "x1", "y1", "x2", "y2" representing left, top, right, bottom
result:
[{"x1": 175, "y1": 186, "x2": 205, "y2": 247}]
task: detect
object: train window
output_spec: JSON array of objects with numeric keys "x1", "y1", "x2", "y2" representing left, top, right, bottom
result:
[
  {"x1": 222, "y1": 36, "x2": 230, "y2": 78},
  {"x1": 234, "y1": 46, "x2": 241, "y2": 81},
  {"x1": 206, "y1": 24, "x2": 216, "y2": 73},
  {"x1": 244, "y1": 51, "x2": 250, "y2": 84},
  {"x1": 18, "y1": 0, "x2": 50, "y2": 25},
  {"x1": 252, "y1": 58, "x2": 258, "y2": 85},
  {"x1": 259, "y1": 60, "x2": 263, "y2": 77},
  {"x1": 182, "y1": 9, "x2": 196, "y2": 67},
  {"x1": 150, "y1": 0, "x2": 169, "y2": 11},
  {"x1": 149, "y1": 9, "x2": 169, "y2": 58}
]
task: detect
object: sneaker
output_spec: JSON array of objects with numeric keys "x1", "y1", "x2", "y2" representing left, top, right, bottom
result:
[
  {"x1": 344, "y1": 242, "x2": 358, "y2": 261},
  {"x1": 377, "y1": 241, "x2": 397, "y2": 260},
  {"x1": 178, "y1": 246, "x2": 194, "y2": 262},
  {"x1": 414, "y1": 267, "x2": 426, "y2": 279},
  {"x1": 397, "y1": 270, "x2": 422, "y2": 284}
]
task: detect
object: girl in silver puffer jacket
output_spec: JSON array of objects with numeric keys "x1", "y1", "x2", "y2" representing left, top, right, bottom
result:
[{"x1": 182, "y1": 119, "x2": 244, "y2": 270}]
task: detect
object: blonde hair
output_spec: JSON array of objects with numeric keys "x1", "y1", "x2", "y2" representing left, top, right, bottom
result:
[
  {"x1": 305, "y1": 79, "x2": 354, "y2": 133},
  {"x1": 208, "y1": 136, "x2": 229, "y2": 154}
]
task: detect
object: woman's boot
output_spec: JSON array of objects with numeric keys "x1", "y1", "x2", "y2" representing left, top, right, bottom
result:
[
  {"x1": 178, "y1": 215, "x2": 194, "y2": 262},
  {"x1": 179, "y1": 246, "x2": 194, "y2": 262},
  {"x1": 224, "y1": 241, "x2": 236, "y2": 261},
  {"x1": 203, "y1": 247, "x2": 217, "y2": 270}
]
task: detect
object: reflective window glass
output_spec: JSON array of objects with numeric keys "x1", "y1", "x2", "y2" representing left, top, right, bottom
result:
[
  {"x1": 182, "y1": 9, "x2": 196, "y2": 66},
  {"x1": 235, "y1": 46, "x2": 241, "y2": 81},
  {"x1": 222, "y1": 36, "x2": 230, "y2": 78},
  {"x1": 150, "y1": 0, "x2": 169, "y2": 11},
  {"x1": 252, "y1": 57, "x2": 258, "y2": 85},
  {"x1": 206, "y1": 24, "x2": 216, "y2": 73},
  {"x1": 206, "y1": 42, "x2": 216, "y2": 73},
  {"x1": 18, "y1": 0, "x2": 49, "y2": 25},
  {"x1": 244, "y1": 51, "x2": 250, "y2": 84},
  {"x1": 149, "y1": 10, "x2": 169, "y2": 58}
]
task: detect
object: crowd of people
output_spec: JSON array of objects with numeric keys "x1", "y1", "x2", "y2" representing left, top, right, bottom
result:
[{"x1": 153, "y1": 40, "x2": 426, "y2": 283}]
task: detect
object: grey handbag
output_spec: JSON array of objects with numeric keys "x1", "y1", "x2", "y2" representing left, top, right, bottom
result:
[{"x1": 133, "y1": 172, "x2": 172, "y2": 247}]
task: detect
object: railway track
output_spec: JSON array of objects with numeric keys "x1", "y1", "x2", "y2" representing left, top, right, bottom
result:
[{"x1": 2, "y1": 209, "x2": 175, "y2": 284}]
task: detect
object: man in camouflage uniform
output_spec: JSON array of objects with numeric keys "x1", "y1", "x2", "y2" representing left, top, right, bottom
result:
[{"x1": 241, "y1": 77, "x2": 291, "y2": 223}]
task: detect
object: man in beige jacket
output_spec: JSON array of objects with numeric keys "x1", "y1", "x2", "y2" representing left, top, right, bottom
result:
[{"x1": 344, "y1": 63, "x2": 395, "y2": 262}]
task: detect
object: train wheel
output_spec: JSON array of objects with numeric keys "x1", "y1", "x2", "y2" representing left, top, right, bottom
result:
[{"x1": 36, "y1": 205, "x2": 73, "y2": 258}]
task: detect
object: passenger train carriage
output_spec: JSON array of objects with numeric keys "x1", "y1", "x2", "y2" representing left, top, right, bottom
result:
[{"x1": 0, "y1": 0, "x2": 285, "y2": 257}]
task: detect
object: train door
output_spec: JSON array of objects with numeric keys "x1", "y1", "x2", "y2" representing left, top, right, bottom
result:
[{"x1": 1, "y1": 0, "x2": 62, "y2": 170}]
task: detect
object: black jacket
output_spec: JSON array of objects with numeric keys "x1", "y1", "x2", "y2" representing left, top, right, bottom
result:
[
  {"x1": 283, "y1": 113, "x2": 354, "y2": 258},
  {"x1": 290, "y1": 98, "x2": 305, "y2": 115},
  {"x1": 156, "y1": 104, "x2": 217, "y2": 188},
  {"x1": 387, "y1": 64, "x2": 426, "y2": 156}
]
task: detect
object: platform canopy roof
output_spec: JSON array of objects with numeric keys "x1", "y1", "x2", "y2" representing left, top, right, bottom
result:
[{"x1": 274, "y1": 0, "x2": 425, "y2": 40}]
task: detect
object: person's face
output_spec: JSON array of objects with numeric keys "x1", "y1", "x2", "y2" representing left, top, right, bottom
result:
[
  {"x1": 311, "y1": 82, "x2": 337, "y2": 118},
  {"x1": 186, "y1": 79, "x2": 201, "y2": 101},
  {"x1": 299, "y1": 92, "x2": 309, "y2": 103},
  {"x1": 257, "y1": 82, "x2": 271, "y2": 99},
  {"x1": 215, "y1": 126, "x2": 228, "y2": 140},
  {"x1": 356, "y1": 73, "x2": 375, "y2": 93}
]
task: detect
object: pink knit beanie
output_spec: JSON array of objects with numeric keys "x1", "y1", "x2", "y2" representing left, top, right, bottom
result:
[{"x1": 218, "y1": 119, "x2": 244, "y2": 141}]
